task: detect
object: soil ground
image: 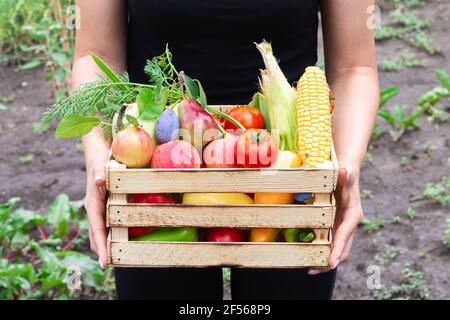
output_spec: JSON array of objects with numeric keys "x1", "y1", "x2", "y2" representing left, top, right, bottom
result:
[{"x1": 0, "y1": 1, "x2": 448, "y2": 300}]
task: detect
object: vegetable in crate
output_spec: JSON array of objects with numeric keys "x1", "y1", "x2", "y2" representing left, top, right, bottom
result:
[
  {"x1": 224, "y1": 106, "x2": 265, "y2": 132},
  {"x1": 296, "y1": 67, "x2": 333, "y2": 168},
  {"x1": 284, "y1": 229, "x2": 315, "y2": 243},
  {"x1": 236, "y1": 129, "x2": 278, "y2": 168},
  {"x1": 254, "y1": 150, "x2": 300, "y2": 204},
  {"x1": 250, "y1": 229, "x2": 279, "y2": 242},
  {"x1": 128, "y1": 193, "x2": 178, "y2": 238},
  {"x1": 256, "y1": 41, "x2": 297, "y2": 153},
  {"x1": 151, "y1": 140, "x2": 201, "y2": 168},
  {"x1": 133, "y1": 227, "x2": 198, "y2": 242},
  {"x1": 182, "y1": 193, "x2": 254, "y2": 205},
  {"x1": 207, "y1": 228, "x2": 245, "y2": 242}
]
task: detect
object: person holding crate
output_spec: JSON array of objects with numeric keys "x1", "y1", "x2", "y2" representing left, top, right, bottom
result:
[{"x1": 74, "y1": 0, "x2": 379, "y2": 300}]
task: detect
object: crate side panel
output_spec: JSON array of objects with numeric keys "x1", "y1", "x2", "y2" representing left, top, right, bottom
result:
[
  {"x1": 109, "y1": 242, "x2": 331, "y2": 268},
  {"x1": 108, "y1": 169, "x2": 335, "y2": 193},
  {"x1": 107, "y1": 204, "x2": 334, "y2": 228}
]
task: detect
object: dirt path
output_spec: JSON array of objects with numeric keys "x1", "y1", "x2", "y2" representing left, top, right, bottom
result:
[
  {"x1": 0, "y1": 67, "x2": 85, "y2": 211},
  {"x1": 0, "y1": 1, "x2": 448, "y2": 300}
]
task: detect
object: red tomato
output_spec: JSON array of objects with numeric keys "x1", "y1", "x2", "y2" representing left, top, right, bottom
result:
[
  {"x1": 128, "y1": 193, "x2": 178, "y2": 204},
  {"x1": 224, "y1": 106, "x2": 265, "y2": 133},
  {"x1": 128, "y1": 194, "x2": 178, "y2": 239},
  {"x1": 235, "y1": 129, "x2": 278, "y2": 168},
  {"x1": 129, "y1": 227, "x2": 156, "y2": 239},
  {"x1": 207, "y1": 228, "x2": 245, "y2": 242}
]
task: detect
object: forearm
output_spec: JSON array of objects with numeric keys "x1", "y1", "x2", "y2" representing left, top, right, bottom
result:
[
  {"x1": 330, "y1": 67, "x2": 379, "y2": 173},
  {"x1": 72, "y1": 56, "x2": 122, "y2": 170}
]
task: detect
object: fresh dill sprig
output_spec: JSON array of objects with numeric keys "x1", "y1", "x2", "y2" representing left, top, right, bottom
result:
[{"x1": 42, "y1": 47, "x2": 183, "y2": 140}]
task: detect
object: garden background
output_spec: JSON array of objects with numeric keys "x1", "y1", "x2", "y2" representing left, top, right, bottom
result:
[{"x1": 0, "y1": 0, "x2": 448, "y2": 299}]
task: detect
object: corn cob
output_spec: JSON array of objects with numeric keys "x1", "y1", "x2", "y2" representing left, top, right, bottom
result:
[{"x1": 296, "y1": 67, "x2": 333, "y2": 168}]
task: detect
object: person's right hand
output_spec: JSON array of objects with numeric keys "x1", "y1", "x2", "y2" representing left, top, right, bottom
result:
[{"x1": 83, "y1": 128, "x2": 111, "y2": 268}]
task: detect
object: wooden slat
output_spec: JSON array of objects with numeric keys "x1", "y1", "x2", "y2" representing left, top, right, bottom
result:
[
  {"x1": 107, "y1": 168, "x2": 335, "y2": 193},
  {"x1": 312, "y1": 193, "x2": 331, "y2": 243},
  {"x1": 109, "y1": 242, "x2": 331, "y2": 268},
  {"x1": 109, "y1": 193, "x2": 128, "y2": 241},
  {"x1": 107, "y1": 203, "x2": 335, "y2": 228}
]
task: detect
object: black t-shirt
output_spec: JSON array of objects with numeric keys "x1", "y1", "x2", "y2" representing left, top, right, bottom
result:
[{"x1": 127, "y1": 0, "x2": 319, "y2": 104}]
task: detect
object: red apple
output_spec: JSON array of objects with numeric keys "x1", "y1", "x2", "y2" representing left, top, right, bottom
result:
[
  {"x1": 203, "y1": 135, "x2": 238, "y2": 168},
  {"x1": 112, "y1": 127, "x2": 154, "y2": 168},
  {"x1": 151, "y1": 140, "x2": 201, "y2": 168}
]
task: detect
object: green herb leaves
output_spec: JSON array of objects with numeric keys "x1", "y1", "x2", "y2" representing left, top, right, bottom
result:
[
  {"x1": 180, "y1": 72, "x2": 208, "y2": 109},
  {"x1": 55, "y1": 114, "x2": 100, "y2": 139},
  {"x1": 137, "y1": 88, "x2": 166, "y2": 120}
]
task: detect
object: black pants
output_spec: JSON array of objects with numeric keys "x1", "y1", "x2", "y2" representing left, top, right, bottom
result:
[{"x1": 115, "y1": 268, "x2": 336, "y2": 300}]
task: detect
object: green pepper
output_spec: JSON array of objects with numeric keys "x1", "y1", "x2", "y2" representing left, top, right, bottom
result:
[
  {"x1": 298, "y1": 230, "x2": 315, "y2": 243},
  {"x1": 133, "y1": 227, "x2": 198, "y2": 242},
  {"x1": 283, "y1": 229, "x2": 315, "y2": 243}
]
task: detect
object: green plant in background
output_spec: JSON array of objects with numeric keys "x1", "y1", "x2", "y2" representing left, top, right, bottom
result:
[
  {"x1": 375, "y1": 265, "x2": 429, "y2": 300},
  {"x1": 406, "y1": 208, "x2": 417, "y2": 220},
  {"x1": 378, "y1": 51, "x2": 427, "y2": 72},
  {"x1": 418, "y1": 69, "x2": 450, "y2": 123},
  {"x1": 0, "y1": 0, "x2": 75, "y2": 100},
  {"x1": 375, "y1": 245, "x2": 400, "y2": 265},
  {"x1": 0, "y1": 196, "x2": 114, "y2": 300},
  {"x1": 361, "y1": 217, "x2": 385, "y2": 233},
  {"x1": 410, "y1": 176, "x2": 450, "y2": 206},
  {"x1": 377, "y1": 87, "x2": 428, "y2": 141},
  {"x1": 444, "y1": 219, "x2": 450, "y2": 248}
]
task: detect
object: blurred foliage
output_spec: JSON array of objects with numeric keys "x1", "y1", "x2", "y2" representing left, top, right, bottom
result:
[
  {"x1": 375, "y1": 266, "x2": 429, "y2": 300},
  {"x1": 0, "y1": 0, "x2": 75, "y2": 100},
  {"x1": 0, "y1": 196, "x2": 115, "y2": 300}
]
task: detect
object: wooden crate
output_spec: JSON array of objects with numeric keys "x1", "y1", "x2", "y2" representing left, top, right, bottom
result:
[{"x1": 105, "y1": 107, "x2": 338, "y2": 268}]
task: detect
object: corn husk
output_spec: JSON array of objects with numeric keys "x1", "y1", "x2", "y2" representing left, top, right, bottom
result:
[{"x1": 256, "y1": 41, "x2": 297, "y2": 152}]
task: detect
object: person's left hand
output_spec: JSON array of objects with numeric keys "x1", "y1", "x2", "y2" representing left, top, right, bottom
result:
[{"x1": 308, "y1": 167, "x2": 364, "y2": 275}]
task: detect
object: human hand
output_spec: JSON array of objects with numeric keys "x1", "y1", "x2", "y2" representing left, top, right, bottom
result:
[
  {"x1": 83, "y1": 129, "x2": 111, "y2": 268},
  {"x1": 309, "y1": 167, "x2": 364, "y2": 275}
]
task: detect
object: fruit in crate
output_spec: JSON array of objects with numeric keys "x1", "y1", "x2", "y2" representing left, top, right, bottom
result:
[
  {"x1": 202, "y1": 135, "x2": 238, "y2": 168},
  {"x1": 207, "y1": 228, "x2": 245, "y2": 242},
  {"x1": 224, "y1": 106, "x2": 265, "y2": 132},
  {"x1": 178, "y1": 98, "x2": 219, "y2": 148},
  {"x1": 236, "y1": 129, "x2": 278, "y2": 168},
  {"x1": 112, "y1": 127, "x2": 154, "y2": 168},
  {"x1": 151, "y1": 140, "x2": 201, "y2": 168},
  {"x1": 112, "y1": 103, "x2": 157, "y2": 146},
  {"x1": 156, "y1": 109, "x2": 180, "y2": 144}
]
